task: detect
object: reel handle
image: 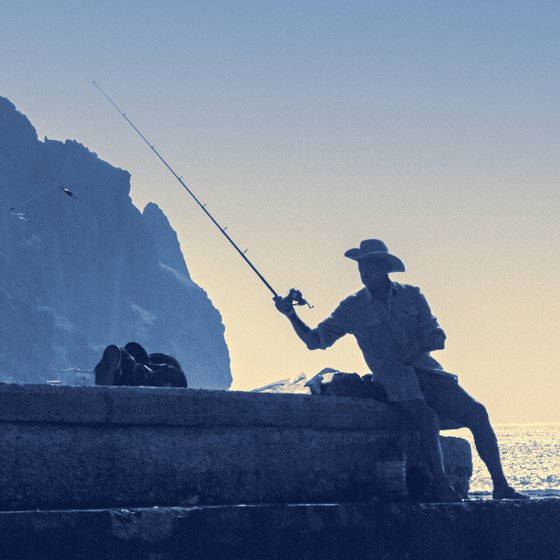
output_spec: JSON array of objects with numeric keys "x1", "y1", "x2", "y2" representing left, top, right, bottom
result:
[{"x1": 288, "y1": 288, "x2": 313, "y2": 309}]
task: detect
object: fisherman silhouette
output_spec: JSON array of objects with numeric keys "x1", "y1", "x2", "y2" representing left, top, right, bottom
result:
[{"x1": 274, "y1": 239, "x2": 528, "y2": 502}]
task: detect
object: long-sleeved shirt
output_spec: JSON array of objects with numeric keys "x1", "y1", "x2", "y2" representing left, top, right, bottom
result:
[{"x1": 313, "y1": 282, "x2": 448, "y2": 401}]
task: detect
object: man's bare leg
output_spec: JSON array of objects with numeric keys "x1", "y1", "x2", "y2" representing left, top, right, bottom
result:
[
  {"x1": 416, "y1": 372, "x2": 528, "y2": 500},
  {"x1": 395, "y1": 399, "x2": 462, "y2": 501},
  {"x1": 455, "y1": 399, "x2": 528, "y2": 499}
]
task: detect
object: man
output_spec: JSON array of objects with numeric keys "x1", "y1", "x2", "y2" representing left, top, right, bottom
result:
[{"x1": 274, "y1": 239, "x2": 526, "y2": 502}]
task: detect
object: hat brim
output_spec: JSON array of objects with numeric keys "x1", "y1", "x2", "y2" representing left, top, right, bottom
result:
[{"x1": 344, "y1": 249, "x2": 405, "y2": 272}]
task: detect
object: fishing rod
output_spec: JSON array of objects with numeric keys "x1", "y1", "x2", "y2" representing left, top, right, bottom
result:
[{"x1": 93, "y1": 81, "x2": 311, "y2": 309}]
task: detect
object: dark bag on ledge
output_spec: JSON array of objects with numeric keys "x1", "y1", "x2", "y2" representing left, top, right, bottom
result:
[
  {"x1": 306, "y1": 370, "x2": 387, "y2": 401},
  {"x1": 94, "y1": 342, "x2": 188, "y2": 388}
]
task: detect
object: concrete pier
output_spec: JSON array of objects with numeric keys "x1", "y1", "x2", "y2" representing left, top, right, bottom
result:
[
  {"x1": 0, "y1": 383, "x2": 418, "y2": 509},
  {"x1": 0, "y1": 382, "x2": 481, "y2": 558}
]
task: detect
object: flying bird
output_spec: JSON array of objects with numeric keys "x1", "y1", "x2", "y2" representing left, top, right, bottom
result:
[
  {"x1": 59, "y1": 187, "x2": 81, "y2": 201},
  {"x1": 10, "y1": 208, "x2": 30, "y2": 222}
]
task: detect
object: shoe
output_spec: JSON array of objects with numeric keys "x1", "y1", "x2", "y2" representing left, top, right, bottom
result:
[
  {"x1": 492, "y1": 486, "x2": 530, "y2": 500},
  {"x1": 169, "y1": 366, "x2": 188, "y2": 388},
  {"x1": 132, "y1": 363, "x2": 154, "y2": 386},
  {"x1": 148, "y1": 352, "x2": 181, "y2": 370},
  {"x1": 157, "y1": 365, "x2": 188, "y2": 388},
  {"x1": 133, "y1": 363, "x2": 171, "y2": 387},
  {"x1": 148, "y1": 353, "x2": 188, "y2": 387},
  {"x1": 124, "y1": 341, "x2": 149, "y2": 365},
  {"x1": 118, "y1": 348, "x2": 136, "y2": 385},
  {"x1": 94, "y1": 345, "x2": 121, "y2": 385}
]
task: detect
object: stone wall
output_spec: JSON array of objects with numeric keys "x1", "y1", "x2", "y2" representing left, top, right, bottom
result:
[
  {"x1": 0, "y1": 383, "x2": 471, "y2": 510},
  {"x1": 0, "y1": 383, "x2": 401, "y2": 509},
  {"x1": 0, "y1": 383, "x2": 470, "y2": 510},
  {"x1": 7, "y1": 383, "x2": 543, "y2": 560}
]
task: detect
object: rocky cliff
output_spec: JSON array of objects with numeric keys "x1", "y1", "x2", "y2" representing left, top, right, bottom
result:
[{"x1": 0, "y1": 96, "x2": 231, "y2": 388}]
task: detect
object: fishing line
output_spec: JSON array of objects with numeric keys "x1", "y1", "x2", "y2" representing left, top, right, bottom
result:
[
  {"x1": 10, "y1": 185, "x2": 61, "y2": 210},
  {"x1": 93, "y1": 81, "x2": 312, "y2": 308}
]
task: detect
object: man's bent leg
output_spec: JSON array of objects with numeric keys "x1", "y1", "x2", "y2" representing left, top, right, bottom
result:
[
  {"x1": 417, "y1": 371, "x2": 527, "y2": 499},
  {"x1": 394, "y1": 399, "x2": 461, "y2": 501}
]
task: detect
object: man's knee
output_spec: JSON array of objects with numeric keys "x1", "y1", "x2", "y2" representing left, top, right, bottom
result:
[
  {"x1": 464, "y1": 401, "x2": 490, "y2": 428},
  {"x1": 398, "y1": 400, "x2": 441, "y2": 431},
  {"x1": 420, "y1": 404, "x2": 441, "y2": 431}
]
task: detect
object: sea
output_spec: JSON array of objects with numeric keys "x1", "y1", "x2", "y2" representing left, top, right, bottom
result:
[{"x1": 454, "y1": 423, "x2": 560, "y2": 498}]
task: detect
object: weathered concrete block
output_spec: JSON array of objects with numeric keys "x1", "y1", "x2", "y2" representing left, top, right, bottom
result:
[
  {"x1": 0, "y1": 383, "x2": 408, "y2": 429},
  {"x1": 406, "y1": 435, "x2": 473, "y2": 499},
  {"x1": 0, "y1": 383, "x2": 472, "y2": 509},
  {"x1": 0, "y1": 423, "x2": 406, "y2": 508},
  {"x1": 441, "y1": 435, "x2": 473, "y2": 496},
  {"x1": 0, "y1": 384, "x2": 411, "y2": 509}
]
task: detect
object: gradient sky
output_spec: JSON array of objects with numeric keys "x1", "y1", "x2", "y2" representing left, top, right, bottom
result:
[{"x1": 2, "y1": 1, "x2": 559, "y2": 422}]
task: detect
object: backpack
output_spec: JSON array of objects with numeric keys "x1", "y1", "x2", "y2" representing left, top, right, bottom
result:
[{"x1": 305, "y1": 369, "x2": 387, "y2": 401}]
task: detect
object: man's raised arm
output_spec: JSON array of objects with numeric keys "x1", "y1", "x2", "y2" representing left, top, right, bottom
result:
[
  {"x1": 273, "y1": 295, "x2": 322, "y2": 350},
  {"x1": 274, "y1": 292, "x2": 350, "y2": 351}
]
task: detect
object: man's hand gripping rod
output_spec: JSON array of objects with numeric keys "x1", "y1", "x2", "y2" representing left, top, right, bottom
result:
[{"x1": 93, "y1": 82, "x2": 312, "y2": 310}]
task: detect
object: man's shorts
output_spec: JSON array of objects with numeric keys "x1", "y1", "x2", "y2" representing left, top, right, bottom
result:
[
  {"x1": 372, "y1": 363, "x2": 424, "y2": 402},
  {"x1": 415, "y1": 368, "x2": 483, "y2": 428}
]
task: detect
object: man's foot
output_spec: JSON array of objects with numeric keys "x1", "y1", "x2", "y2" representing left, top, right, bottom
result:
[
  {"x1": 492, "y1": 485, "x2": 530, "y2": 500},
  {"x1": 94, "y1": 345, "x2": 121, "y2": 385},
  {"x1": 432, "y1": 482, "x2": 463, "y2": 502}
]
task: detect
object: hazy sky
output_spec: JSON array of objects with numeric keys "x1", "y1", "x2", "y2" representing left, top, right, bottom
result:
[{"x1": 2, "y1": 1, "x2": 559, "y2": 422}]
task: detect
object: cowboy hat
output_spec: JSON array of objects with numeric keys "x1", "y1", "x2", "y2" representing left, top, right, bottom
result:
[{"x1": 344, "y1": 239, "x2": 405, "y2": 272}]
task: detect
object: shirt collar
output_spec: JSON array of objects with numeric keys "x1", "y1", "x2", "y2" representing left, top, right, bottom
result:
[{"x1": 363, "y1": 282, "x2": 396, "y2": 306}]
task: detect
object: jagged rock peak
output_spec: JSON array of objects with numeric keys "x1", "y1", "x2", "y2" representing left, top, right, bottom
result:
[
  {"x1": 143, "y1": 202, "x2": 190, "y2": 279},
  {"x1": 0, "y1": 96, "x2": 38, "y2": 151},
  {"x1": 0, "y1": 96, "x2": 231, "y2": 389}
]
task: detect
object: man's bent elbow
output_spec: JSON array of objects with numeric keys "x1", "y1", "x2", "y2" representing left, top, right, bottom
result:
[
  {"x1": 423, "y1": 329, "x2": 446, "y2": 351},
  {"x1": 303, "y1": 335, "x2": 324, "y2": 351}
]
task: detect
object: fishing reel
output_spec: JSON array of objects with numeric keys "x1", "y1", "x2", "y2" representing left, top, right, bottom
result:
[{"x1": 287, "y1": 288, "x2": 313, "y2": 309}]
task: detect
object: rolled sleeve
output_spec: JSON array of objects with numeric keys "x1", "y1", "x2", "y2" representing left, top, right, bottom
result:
[
  {"x1": 314, "y1": 302, "x2": 352, "y2": 349},
  {"x1": 416, "y1": 289, "x2": 446, "y2": 349}
]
